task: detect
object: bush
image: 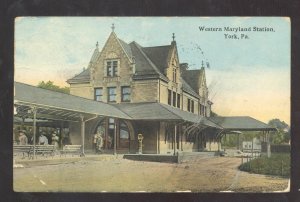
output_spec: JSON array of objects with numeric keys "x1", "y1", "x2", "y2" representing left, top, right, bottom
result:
[{"x1": 238, "y1": 153, "x2": 290, "y2": 177}]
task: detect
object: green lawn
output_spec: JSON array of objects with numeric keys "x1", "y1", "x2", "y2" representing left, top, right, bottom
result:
[{"x1": 238, "y1": 153, "x2": 290, "y2": 177}]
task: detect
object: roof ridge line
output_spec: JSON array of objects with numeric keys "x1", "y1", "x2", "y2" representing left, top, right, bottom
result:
[
  {"x1": 143, "y1": 45, "x2": 171, "y2": 48},
  {"x1": 115, "y1": 34, "x2": 132, "y2": 63}
]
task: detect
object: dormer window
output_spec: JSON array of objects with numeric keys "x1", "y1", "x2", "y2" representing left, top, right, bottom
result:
[{"x1": 107, "y1": 60, "x2": 118, "y2": 77}]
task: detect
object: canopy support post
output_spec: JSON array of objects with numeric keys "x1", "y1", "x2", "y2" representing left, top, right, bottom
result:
[
  {"x1": 174, "y1": 124, "x2": 177, "y2": 156},
  {"x1": 32, "y1": 107, "x2": 37, "y2": 159},
  {"x1": 267, "y1": 131, "x2": 271, "y2": 158},
  {"x1": 80, "y1": 114, "x2": 85, "y2": 157},
  {"x1": 114, "y1": 118, "x2": 117, "y2": 155}
]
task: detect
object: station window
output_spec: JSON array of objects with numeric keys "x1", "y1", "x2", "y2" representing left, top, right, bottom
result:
[
  {"x1": 107, "y1": 60, "x2": 118, "y2": 77},
  {"x1": 172, "y1": 68, "x2": 177, "y2": 83},
  {"x1": 173, "y1": 92, "x2": 176, "y2": 107},
  {"x1": 191, "y1": 100, "x2": 194, "y2": 113},
  {"x1": 121, "y1": 86, "x2": 131, "y2": 102},
  {"x1": 177, "y1": 94, "x2": 181, "y2": 108},
  {"x1": 107, "y1": 87, "x2": 116, "y2": 102},
  {"x1": 94, "y1": 88, "x2": 103, "y2": 101},
  {"x1": 168, "y1": 89, "x2": 172, "y2": 105}
]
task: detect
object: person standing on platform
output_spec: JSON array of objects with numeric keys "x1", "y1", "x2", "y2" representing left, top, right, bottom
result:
[
  {"x1": 39, "y1": 132, "x2": 49, "y2": 145},
  {"x1": 51, "y1": 131, "x2": 59, "y2": 149},
  {"x1": 96, "y1": 133, "x2": 104, "y2": 154},
  {"x1": 18, "y1": 130, "x2": 28, "y2": 145},
  {"x1": 93, "y1": 132, "x2": 99, "y2": 153}
]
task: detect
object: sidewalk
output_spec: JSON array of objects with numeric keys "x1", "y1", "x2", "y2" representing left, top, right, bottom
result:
[{"x1": 14, "y1": 153, "x2": 123, "y2": 167}]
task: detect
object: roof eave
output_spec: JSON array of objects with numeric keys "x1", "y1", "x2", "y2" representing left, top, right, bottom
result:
[{"x1": 67, "y1": 79, "x2": 90, "y2": 84}]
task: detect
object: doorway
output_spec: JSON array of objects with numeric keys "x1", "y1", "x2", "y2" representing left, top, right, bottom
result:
[{"x1": 94, "y1": 118, "x2": 131, "y2": 153}]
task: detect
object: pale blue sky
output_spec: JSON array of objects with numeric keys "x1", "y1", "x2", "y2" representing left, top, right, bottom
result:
[{"x1": 15, "y1": 17, "x2": 290, "y2": 123}]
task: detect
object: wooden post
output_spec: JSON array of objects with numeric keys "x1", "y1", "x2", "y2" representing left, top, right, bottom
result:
[
  {"x1": 267, "y1": 131, "x2": 271, "y2": 158},
  {"x1": 32, "y1": 107, "x2": 37, "y2": 159},
  {"x1": 114, "y1": 118, "x2": 117, "y2": 155},
  {"x1": 251, "y1": 138, "x2": 254, "y2": 159},
  {"x1": 174, "y1": 124, "x2": 176, "y2": 155},
  {"x1": 281, "y1": 160, "x2": 283, "y2": 176},
  {"x1": 181, "y1": 125, "x2": 183, "y2": 151},
  {"x1": 237, "y1": 134, "x2": 240, "y2": 150},
  {"x1": 80, "y1": 115, "x2": 85, "y2": 157},
  {"x1": 156, "y1": 122, "x2": 159, "y2": 154}
]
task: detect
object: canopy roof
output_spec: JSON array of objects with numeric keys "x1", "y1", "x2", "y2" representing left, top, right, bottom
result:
[
  {"x1": 209, "y1": 116, "x2": 276, "y2": 132},
  {"x1": 14, "y1": 82, "x2": 275, "y2": 132},
  {"x1": 14, "y1": 82, "x2": 131, "y2": 122},
  {"x1": 114, "y1": 102, "x2": 222, "y2": 128}
]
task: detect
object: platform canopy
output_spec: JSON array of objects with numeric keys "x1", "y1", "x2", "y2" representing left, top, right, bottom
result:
[
  {"x1": 114, "y1": 102, "x2": 222, "y2": 128},
  {"x1": 14, "y1": 82, "x2": 131, "y2": 122},
  {"x1": 14, "y1": 82, "x2": 275, "y2": 132},
  {"x1": 208, "y1": 116, "x2": 277, "y2": 132}
]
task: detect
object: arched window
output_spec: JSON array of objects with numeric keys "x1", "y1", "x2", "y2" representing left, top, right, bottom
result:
[{"x1": 95, "y1": 119, "x2": 106, "y2": 134}]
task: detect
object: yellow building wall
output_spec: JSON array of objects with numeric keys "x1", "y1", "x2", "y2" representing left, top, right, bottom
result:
[
  {"x1": 69, "y1": 83, "x2": 93, "y2": 99},
  {"x1": 131, "y1": 80, "x2": 158, "y2": 103}
]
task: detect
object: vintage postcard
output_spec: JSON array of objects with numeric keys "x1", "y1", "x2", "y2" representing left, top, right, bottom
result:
[{"x1": 13, "y1": 17, "x2": 290, "y2": 192}]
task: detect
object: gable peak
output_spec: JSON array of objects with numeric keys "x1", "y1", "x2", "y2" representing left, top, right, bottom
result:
[
  {"x1": 171, "y1": 33, "x2": 177, "y2": 46},
  {"x1": 111, "y1": 23, "x2": 115, "y2": 32}
]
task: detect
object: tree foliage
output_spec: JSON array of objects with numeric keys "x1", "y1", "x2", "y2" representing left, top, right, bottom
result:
[
  {"x1": 268, "y1": 119, "x2": 290, "y2": 144},
  {"x1": 37, "y1": 81, "x2": 70, "y2": 94}
]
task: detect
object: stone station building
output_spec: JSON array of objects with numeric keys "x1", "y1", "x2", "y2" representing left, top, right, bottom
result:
[{"x1": 14, "y1": 27, "x2": 275, "y2": 156}]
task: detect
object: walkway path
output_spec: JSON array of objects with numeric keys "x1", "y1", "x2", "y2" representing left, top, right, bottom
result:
[{"x1": 13, "y1": 154, "x2": 289, "y2": 192}]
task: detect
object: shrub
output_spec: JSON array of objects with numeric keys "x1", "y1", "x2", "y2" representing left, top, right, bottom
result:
[{"x1": 238, "y1": 153, "x2": 290, "y2": 177}]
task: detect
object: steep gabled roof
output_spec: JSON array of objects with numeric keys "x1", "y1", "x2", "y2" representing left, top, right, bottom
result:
[
  {"x1": 67, "y1": 68, "x2": 90, "y2": 84},
  {"x1": 67, "y1": 34, "x2": 203, "y2": 99},
  {"x1": 181, "y1": 69, "x2": 204, "y2": 92},
  {"x1": 130, "y1": 42, "x2": 169, "y2": 81},
  {"x1": 89, "y1": 47, "x2": 100, "y2": 65},
  {"x1": 118, "y1": 38, "x2": 133, "y2": 59},
  {"x1": 142, "y1": 45, "x2": 171, "y2": 73},
  {"x1": 181, "y1": 78, "x2": 200, "y2": 98}
]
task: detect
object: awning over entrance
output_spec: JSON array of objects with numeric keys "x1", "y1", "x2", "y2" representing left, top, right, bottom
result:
[{"x1": 208, "y1": 116, "x2": 277, "y2": 132}]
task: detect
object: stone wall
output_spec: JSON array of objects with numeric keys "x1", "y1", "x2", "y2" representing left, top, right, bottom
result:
[
  {"x1": 159, "y1": 122, "x2": 173, "y2": 154},
  {"x1": 182, "y1": 92, "x2": 199, "y2": 115},
  {"x1": 91, "y1": 32, "x2": 133, "y2": 103},
  {"x1": 159, "y1": 81, "x2": 169, "y2": 105},
  {"x1": 131, "y1": 80, "x2": 158, "y2": 103}
]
